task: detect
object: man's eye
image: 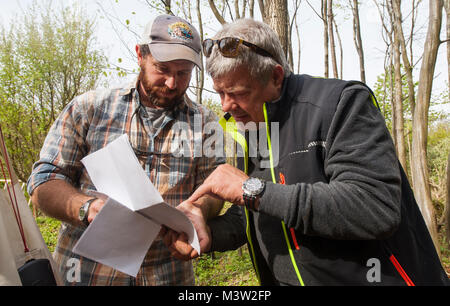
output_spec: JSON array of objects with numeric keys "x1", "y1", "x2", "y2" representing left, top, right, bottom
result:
[
  {"x1": 155, "y1": 65, "x2": 168, "y2": 73},
  {"x1": 178, "y1": 71, "x2": 190, "y2": 77},
  {"x1": 235, "y1": 92, "x2": 248, "y2": 98}
]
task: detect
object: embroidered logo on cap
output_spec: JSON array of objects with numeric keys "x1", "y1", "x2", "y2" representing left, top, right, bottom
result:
[{"x1": 168, "y1": 22, "x2": 194, "y2": 42}]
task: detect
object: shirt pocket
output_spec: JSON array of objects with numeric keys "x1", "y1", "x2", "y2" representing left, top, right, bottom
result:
[
  {"x1": 167, "y1": 155, "x2": 194, "y2": 188},
  {"x1": 153, "y1": 154, "x2": 195, "y2": 191}
]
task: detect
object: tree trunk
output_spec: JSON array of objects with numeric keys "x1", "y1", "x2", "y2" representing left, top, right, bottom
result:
[
  {"x1": 392, "y1": 0, "x2": 416, "y2": 115},
  {"x1": 258, "y1": 0, "x2": 266, "y2": 19},
  {"x1": 391, "y1": 0, "x2": 417, "y2": 184},
  {"x1": 333, "y1": 18, "x2": 343, "y2": 79},
  {"x1": 249, "y1": 0, "x2": 255, "y2": 18},
  {"x1": 196, "y1": 0, "x2": 204, "y2": 105},
  {"x1": 446, "y1": 153, "x2": 450, "y2": 247},
  {"x1": 444, "y1": 0, "x2": 449, "y2": 98},
  {"x1": 327, "y1": 0, "x2": 338, "y2": 78},
  {"x1": 235, "y1": 0, "x2": 241, "y2": 19},
  {"x1": 288, "y1": 0, "x2": 302, "y2": 72},
  {"x1": 445, "y1": 5, "x2": 450, "y2": 247},
  {"x1": 350, "y1": 0, "x2": 366, "y2": 83},
  {"x1": 294, "y1": 8, "x2": 301, "y2": 73},
  {"x1": 390, "y1": 0, "x2": 408, "y2": 173},
  {"x1": 412, "y1": 0, "x2": 443, "y2": 258},
  {"x1": 262, "y1": 0, "x2": 289, "y2": 61},
  {"x1": 322, "y1": 0, "x2": 329, "y2": 78}
]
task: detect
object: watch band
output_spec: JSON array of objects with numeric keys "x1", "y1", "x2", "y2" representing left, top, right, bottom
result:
[
  {"x1": 80, "y1": 197, "x2": 97, "y2": 226},
  {"x1": 243, "y1": 194, "x2": 257, "y2": 211},
  {"x1": 242, "y1": 177, "x2": 264, "y2": 212}
]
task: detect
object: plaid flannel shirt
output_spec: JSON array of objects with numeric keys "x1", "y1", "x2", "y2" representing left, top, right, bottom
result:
[{"x1": 27, "y1": 80, "x2": 225, "y2": 285}]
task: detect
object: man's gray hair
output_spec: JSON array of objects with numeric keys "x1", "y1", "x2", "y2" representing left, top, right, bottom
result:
[{"x1": 205, "y1": 18, "x2": 291, "y2": 84}]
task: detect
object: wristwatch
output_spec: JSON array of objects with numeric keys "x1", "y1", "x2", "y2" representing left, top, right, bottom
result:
[
  {"x1": 242, "y1": 178, "x2": 265, "y2": 211},
  {"x1": 79, "y1": 198, "x2": 97, "y2": 226}
]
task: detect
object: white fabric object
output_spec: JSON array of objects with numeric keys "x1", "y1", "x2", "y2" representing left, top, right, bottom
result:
[{"x1": 0, "y1": 135, "x2": 62, "y2": 285}]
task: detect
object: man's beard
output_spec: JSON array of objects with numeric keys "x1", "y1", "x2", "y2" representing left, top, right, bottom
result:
[{"x1": 138, "y1": 69, "x2": 186, "y2": 110}]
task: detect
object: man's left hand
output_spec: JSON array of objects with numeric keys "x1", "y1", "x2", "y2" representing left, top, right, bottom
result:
[{"x1": 162, "y1": 200, "x2": 212, "y2": 261}]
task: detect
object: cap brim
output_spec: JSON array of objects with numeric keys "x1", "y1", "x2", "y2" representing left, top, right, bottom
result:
[{"x1": 149, "y1": 43, "x2": 202, "y2": 69}]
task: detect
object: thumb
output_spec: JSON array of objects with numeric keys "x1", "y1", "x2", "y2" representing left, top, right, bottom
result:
[{"x1": 188, "y1": 183, "x2": 210, "y2": 204}]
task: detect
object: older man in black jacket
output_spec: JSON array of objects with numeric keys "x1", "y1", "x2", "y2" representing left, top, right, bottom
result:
[{"x1": 164, "y1": 18, "x2": 449, "y2": 286}]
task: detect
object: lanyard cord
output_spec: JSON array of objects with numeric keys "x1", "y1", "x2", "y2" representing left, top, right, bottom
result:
[
  {"x1": 219, "y1": 117, "x2": 262, "y2": 284},
  {"x1": 263, "y1": 103, "x2": 305, "y2": 286},
  {"x1": 0, "y1": 126, "x2": 29, "y2": 253}
]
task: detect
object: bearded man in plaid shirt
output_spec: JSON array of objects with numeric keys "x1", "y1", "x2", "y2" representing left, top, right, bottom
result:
[{"x1": 27, "y1": 14, "x2": 224, "y2": 286}]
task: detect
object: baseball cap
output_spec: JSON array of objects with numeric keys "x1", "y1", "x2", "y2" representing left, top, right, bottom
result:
[{"x1": 140, "y1": 14, "x2": 202, "y2": 68}]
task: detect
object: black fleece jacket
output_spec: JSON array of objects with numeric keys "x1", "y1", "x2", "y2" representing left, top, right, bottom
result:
[{"x1": 207, "y1": 74, "x2": 448, "y2": 286}]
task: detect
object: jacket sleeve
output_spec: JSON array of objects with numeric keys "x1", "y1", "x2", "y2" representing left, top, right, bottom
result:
[
  {"x1": 258, "y1": 85, "x2": 402, "y2": 240},
  {"x1": 207, "y1": 204, "x2": 248, "y2": 252}
]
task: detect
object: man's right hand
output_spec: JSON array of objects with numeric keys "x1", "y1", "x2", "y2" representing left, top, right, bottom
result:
[
  {"x1": 162, "y1": 200, "x2": 212, "y2": 261},
  {"x1": 31, "y1": 180, "x2": 109, "y2": 227}
]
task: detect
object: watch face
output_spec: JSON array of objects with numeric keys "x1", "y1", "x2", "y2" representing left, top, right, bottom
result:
[
  {"x1": 79, "y1": 206, "x2": 86, "y2": 221},
  {"x1": 244, "y1": 178, "x2": 264, "y2": 196}
]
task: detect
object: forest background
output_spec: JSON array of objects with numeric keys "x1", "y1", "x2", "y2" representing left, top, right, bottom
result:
[{"x1": 0, "y1": 0, "x2": 449, "y2": 285}]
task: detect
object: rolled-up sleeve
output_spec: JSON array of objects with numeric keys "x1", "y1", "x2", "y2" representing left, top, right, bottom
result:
[{"x1": 27, "y1": 96, "x2": 89, "y2": 195}]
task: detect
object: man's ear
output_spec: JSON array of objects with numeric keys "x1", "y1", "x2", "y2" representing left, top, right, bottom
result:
[
  {"x1": 135, "y1": 45, "x2": 142, "y2": 66},
  {"x1": 272, "y1": 65, "x2": 284, "y2": 89}
]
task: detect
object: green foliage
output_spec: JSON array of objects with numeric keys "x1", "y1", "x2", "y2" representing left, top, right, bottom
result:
[
  {"x1": 202, "y1": 98, "x2": 224, "y2": 118},
  {"x1": 0, "y1": 0, "x2": 107, "y2": 182},
  {"x1": 373, "y1": 70, "x2": 449, "y2": 183},
  {"x1": 427, "y1": 122, "x2": 450, "y2": 209},
  {"x1": 35, "y1": 213, "x2": 259, "y2": 285},
  {"x1": 372, "y1": 68, "x2": 414, "y2": 130},
  {"x1": 35, "y1": 215, "x2": 61, "y2": 253},
  {"x1": 373, "y1": 70, "x2": 448, "y2": 133},
  {"x1": 193, "y1": 248, "x2": 258, "y2": 286},
  {"x1": 190, "y1": 202, "x2": 258, "y2": 286}
]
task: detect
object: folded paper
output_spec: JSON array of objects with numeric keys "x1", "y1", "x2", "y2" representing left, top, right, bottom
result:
[{"x1": 73, "y1": 134, "x2": 199, "y2": 277}]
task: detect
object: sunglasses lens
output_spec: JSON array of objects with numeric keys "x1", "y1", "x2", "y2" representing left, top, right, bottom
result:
[
  {"x1": 202, "y1": 39, "x2": 214, "y2": 57},
  {"x1": 219, "y1": 38, "x2": 240, "y2": 57}
]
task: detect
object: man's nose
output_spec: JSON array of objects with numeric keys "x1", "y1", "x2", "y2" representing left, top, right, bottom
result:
[
  {"x1": 221, "y1": 95, "x2": 235, "y2": 113},
  {"x1": 165, "y1": 75, "x2": 177, "y2": 90}
]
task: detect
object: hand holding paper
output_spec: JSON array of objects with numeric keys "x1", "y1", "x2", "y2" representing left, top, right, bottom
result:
[
  {"x1": 73, "y1": 134, "x2": 200, "y2": 277},
  {"x1": 163, "y1": 200, "x2": 212, "y2": 261}
]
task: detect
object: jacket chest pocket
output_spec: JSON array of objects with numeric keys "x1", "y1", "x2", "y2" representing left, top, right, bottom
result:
[{"x1": 277, "y1": 147, "x2": 328, "y2": 185}]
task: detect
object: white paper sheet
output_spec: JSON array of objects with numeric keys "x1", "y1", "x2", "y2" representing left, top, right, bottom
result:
[{"x1": 73, "y1": 134, "x2": 200, "y2": 277}]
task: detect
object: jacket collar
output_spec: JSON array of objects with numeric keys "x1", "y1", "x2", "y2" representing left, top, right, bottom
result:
[{"x1": 263, "y1": 73, "x2": 304, "y2": 123}]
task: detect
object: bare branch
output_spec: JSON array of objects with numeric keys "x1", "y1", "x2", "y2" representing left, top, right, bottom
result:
[
  {"x1": 225, "y1": 0, "x2": 235, "y2": 21},
  {"x1": 96, "y1": 1, "x2": 137, "y2": 62},
  {"x1": 159, "y1": 0, "x2": 175, "y2": 15},
  {"x1": 305, "y1": 0, "x2": 324, "y2": 21},
  {"x1": 208, "y1": 0, "x2": 227, "y2": 24}
]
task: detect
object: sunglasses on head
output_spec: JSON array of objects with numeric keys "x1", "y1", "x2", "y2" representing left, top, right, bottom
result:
[{"x1": 202, "y1": 37, "x2": 276, "y2": 61}]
